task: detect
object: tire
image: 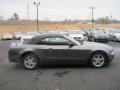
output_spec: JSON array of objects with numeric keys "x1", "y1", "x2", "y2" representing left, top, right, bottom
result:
[
  {"x1": 89, "y1": 52, "x2": 107, "y2": 68},
  {"x1": 22, "y1": 54, "x2": 40, "y2": 70}
]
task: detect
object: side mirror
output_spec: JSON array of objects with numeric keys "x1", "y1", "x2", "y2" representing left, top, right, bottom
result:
[{"x1": 68, "y1": 42, "x2": 75, "y2": 48}]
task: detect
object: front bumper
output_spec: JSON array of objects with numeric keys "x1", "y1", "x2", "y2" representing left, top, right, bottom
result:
[
  {"x1": 108, "y1": 50, "x2": 115, "y2": 63},
  {"x1": 95, "y1": 38, "x2": 109, "y2": 42},
  {"x1": 108, "y1": 54, "x2": 114, "y2": 63}
]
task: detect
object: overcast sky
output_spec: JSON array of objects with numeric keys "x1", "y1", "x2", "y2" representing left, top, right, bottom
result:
[{"x1": 0, "y1": 0, "x2": 120, "y2": 21}]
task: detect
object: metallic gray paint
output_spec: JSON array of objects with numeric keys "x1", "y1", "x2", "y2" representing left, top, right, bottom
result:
[{"x1": 8, "y1": 34, "x2": 114, "y2": 65}]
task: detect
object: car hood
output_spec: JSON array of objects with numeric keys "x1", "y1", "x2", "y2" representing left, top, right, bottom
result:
[
  {"x1": 95, "y1": 34, "x2": 108, "y2": 37},
  {"x1": 81, "y1": 41, "x2": 113, "y2": 52}
]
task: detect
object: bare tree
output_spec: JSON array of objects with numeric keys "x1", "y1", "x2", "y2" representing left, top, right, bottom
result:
[
  {"x1": 13, "y1": 13, "x2": 19, "y2": 20},
  {"x1": 8, "y1": 13, "x2": 19, "y2": 20}
]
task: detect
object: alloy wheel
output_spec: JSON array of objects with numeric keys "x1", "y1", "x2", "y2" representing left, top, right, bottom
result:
[
  {"x1": 92, "y1": 54, "x2": 105, "y2": 67},
  {"x1": 23, "y1": 54, "x2": 38, "y2": 69}
]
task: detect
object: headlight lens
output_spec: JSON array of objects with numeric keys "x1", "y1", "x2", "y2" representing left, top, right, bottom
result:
[{"x1": 109, "y1": 49, "x2": 114, "y2": 55}]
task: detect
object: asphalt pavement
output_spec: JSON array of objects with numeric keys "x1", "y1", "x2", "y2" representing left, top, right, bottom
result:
[{"x1": 0, "y1": 40, "x2": 120, "y2": 90}]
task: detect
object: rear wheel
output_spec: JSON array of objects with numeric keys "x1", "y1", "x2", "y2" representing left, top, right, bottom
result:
[
  {"x1": 22, "y1": 54, "x2": 39, "y2": 70},
  {"x1": 89, "y1": 52, "x2": 107, "y2": 68}
]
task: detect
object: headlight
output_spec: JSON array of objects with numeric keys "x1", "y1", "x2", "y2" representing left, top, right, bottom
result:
[{"x1": 109, "y1": 49, "x2": 114, "y2": 55}]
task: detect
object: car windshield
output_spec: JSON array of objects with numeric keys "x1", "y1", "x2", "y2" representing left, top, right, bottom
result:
[{"x1": 65, "y1": 35, "x2": 81, "y2": 45}]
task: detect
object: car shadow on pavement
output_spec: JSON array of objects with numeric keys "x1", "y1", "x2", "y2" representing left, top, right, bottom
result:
[
  {"x1": 39, "y1": 64, "x2": 89, "y2": 69},
  {"x1": 11, "y1": 63, "x2": 90, "y2": 70},
  {"x1": 10, "y1": 62, "x2": 114, "y2": 71}
]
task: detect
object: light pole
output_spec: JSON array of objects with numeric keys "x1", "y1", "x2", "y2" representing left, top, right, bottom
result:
[
  {"x1": 27, "y1": 2, "x2": 30, "y2": 20},
  {"x1": 34, "y1": 2, "x2": 40, "y2": 32},
  {"x1": 90, "y1": 6, "x2": 95, "y2": 29}
]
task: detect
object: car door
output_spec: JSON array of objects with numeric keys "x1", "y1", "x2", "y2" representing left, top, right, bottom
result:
[
  {"x1": 42, "y1": 36, "x2": 72, "y2": 61},
  {"x1": 38, "y1": 36, "x2": 89, "y2": 64}
]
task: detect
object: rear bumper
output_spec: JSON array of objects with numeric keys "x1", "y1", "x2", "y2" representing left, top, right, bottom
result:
[
  {"x1": 8, "y1": 50, "x2": 21, "y2": 63},
  {"x1": 9, "y1": 55, "x2": 21, "y2": 63}
]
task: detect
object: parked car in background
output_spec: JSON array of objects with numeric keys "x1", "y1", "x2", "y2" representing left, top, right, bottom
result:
[
  {"x1": 9, "y1": 34, "x2": 114, "y2": 69},
  {"x1": 14, "y1": 32, "x2": 23, "y2": 40},
  {"x1": 58, "y1": 30, "x2": 69, "y2": 36},
  {"x1": 83, "y1": 29, "x2": 90, "y2": 36},
  {"x1": 67, "y1": 30, "x2": 88, "y2": 42},
  {"x1": 47, "y1": 30, "x2": 58, "y2": 34},
  {"x1": 39, "y1": 31, "x2": 46, "y2": 34},
  {"x1": 103, "y1": 29, "x2": 114, "y2": 39},
  {"x1": 47, "y1": 30, "x2": 69, "y2": 36},
  {"x1": 84, "y1": 29, "x2": 97, "y2": 40},
  {"x1": 88, "y1": 30, "x2": 109, "y2": 42},
  {"x1": 21, "y1": 32, "x2": 41, "y2": 42},
  {"x1": 2, "y1": 33, "x2": 13, "y2": 40},
  {"x1": 107, "y1": 29, "x2": 120, "y2": 42}
]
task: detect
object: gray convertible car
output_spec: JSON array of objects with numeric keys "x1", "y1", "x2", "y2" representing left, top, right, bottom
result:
[{"x1": 8, "y1": 34, "x2": 114, "y2": 69}]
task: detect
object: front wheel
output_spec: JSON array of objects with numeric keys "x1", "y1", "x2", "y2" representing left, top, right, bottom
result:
[
  {"x1": 89, "y1": 52, "x2": 107, "y2": 68},
  {"x1": 22, "y1": 54, "x2": 39, "y2": 70}
]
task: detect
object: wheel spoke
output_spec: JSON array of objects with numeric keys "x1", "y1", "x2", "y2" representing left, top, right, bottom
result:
[
  {"x1": 92, "y1": 54, "x2": 105, "y2": 67},
  {"x1": 23, "y1": 55, "x2": 37, "y2": 69}
]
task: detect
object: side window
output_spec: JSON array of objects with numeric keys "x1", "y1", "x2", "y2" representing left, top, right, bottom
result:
[
  {"x1": 37, "y1": 39, "x2": 46, "y2": 45},
  {"x1": 46, "y1": 37, "x2": 71, "y2": 45},
  {"x1": 38, "y1": 37, "x2": 73, "y2": 45}
]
